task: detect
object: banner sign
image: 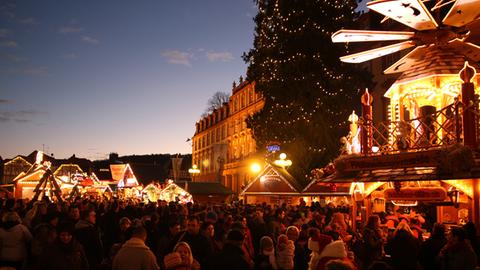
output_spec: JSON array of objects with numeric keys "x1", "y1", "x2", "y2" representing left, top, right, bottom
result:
[
  {"x1": 110, "y1": 164, "x2": 126, "y2": 181},
  {"x1": 384, "y1": 187, "x2": 447, "y2": 201},
  {"x1": 341, "y1": 150, "x2": 440, "y2": 172}
]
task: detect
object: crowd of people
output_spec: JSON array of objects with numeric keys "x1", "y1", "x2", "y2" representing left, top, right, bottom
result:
[{"x1": 0, "y1": 197, "x2": 479, "y2": 270}]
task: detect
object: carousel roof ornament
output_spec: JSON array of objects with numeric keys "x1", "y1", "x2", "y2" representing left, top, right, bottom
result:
[
  {"x1": 361, "y1": 88, "x2": 373, "y2": 106},
  {"x1": 331, "y1": 0, "x2": 480, "y2": 74},
  {"x1": 459, "y1": 61, "x2": 477, "y2": 83}
]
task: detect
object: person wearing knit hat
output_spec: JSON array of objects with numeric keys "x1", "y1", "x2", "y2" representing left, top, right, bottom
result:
[
  {"x1": 277, "y1": 234, "x2": 295, "y2": 270},
  {"x1": 254, "y1": 236, "x2": 278, "y2": 270},
  {"x1": 286, "y1": 226, "x2": 300, "y2": 241}
]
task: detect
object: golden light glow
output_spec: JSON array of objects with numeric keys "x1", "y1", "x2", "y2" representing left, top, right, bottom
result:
[
  {"x1": 349, "y1": 182, "x2": 365, "y2": 195},
  {"x1": 36, "y1": 151, "x2": 43, "y2": 165},
  {"x1": 250, "y1": 163, "x2": 262, "y2": 173},
  {"x1": 364, "y1": 182, "x2": 387, "y2": 196},
  {"x1": 274, "y1": 153, "x2": 292, "y2": 167},
  {"x1": 442, "y1": 179, "x2": 473, "y2": 198},
  {"x1": 188, "y1": 165, "x2": 200, "y2": 174}
]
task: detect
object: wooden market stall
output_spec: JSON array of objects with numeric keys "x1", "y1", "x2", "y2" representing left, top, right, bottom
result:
[
  {"x1": 158, "y1": 180, "x2": 193, "y2": 204},
  {"x1": 324, "y1": 0, "x2": 480, "y2": 229},
  {"x1": 240, "y1": 163, "x2": 303, "y2": 205}
]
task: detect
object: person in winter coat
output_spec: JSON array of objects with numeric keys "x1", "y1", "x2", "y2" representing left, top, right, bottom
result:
[
  {"x1": 38, "y1": 222, "x2": 89, "y2": 270},
  {"x1": 419, "y1": 223, "x2": 447, "y2": 270},
  {"x1": 0, "y1": 211, "x2": 32, "y2": 270},
  {"x1": 308, "y1": 228, "x2": 333, "y2": 270},
  {"x1": 173, "y1": 242, "x2": 200, "y2": 270},
  {"x1": 463, "y1": 222, "x2": 480, "y2": 261},
  {"x1": 75, "y1": 209, "x2": 103, "y2": 270},
  {"x1": 254, "y1": 236, "x2": 277, "y2": 270},
  {"x1": 207, "y1": 229, "x2": 252, "y2": 270},
  {"x1": 384, "y1": 222, "x2": 421, "y2": 270},
  {"x1": 361, "y1": 215, "x2": 384, "y2": 269},
  {"x1": 286, "y1": 226, "x2": 309, "y2": 270},
  {"x1": 112, "y1": 225, "x2": 159, "y2": 270},
  {"x1": 277, "y1": 234, "x2": 295, "y2": 270},
  {"x1": 438, "y1": 226, "x2": 477, "y2": 270},
  {"x1": 173, "y1": 216, "x2": 213, "y2": 268}
]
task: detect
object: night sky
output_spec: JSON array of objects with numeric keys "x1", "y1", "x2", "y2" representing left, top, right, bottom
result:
[{"x1": 0, "y1": 0, "x2": 255, "y2": 159}]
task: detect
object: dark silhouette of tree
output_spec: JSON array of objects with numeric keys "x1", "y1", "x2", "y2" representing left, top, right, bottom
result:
[{"x1": 205, "y1": 91, "x2": 230, "y2": 114}]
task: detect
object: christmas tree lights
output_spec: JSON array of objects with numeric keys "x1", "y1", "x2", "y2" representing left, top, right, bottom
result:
[{"x1": 243, "y1": 0, "x2": 371, "y2": 184}]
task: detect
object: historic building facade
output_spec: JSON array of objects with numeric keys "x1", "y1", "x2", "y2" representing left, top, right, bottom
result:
[{"x1": 192, "y1": 81, "x2": 264, "y2": 193}]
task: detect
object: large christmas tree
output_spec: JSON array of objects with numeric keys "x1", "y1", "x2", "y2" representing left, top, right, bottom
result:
[{"x1": 243, "y1": 0, "x2": 371, "y2": 184}]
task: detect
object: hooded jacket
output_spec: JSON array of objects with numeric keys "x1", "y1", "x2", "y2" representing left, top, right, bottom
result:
[
  {"x1": 113, "y1": 237, "x2": 159, "y2": 270},
  {"x1": 277, "y1": 239, "x2": 295, "y2": 270},
  {"x1": 0, "y1": 222, "x2": 32, "y2": 262}
]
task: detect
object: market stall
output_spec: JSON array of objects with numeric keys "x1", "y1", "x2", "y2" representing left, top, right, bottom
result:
[{"x1": 240, "y1": 162, "x2": 303, "y2": 205}]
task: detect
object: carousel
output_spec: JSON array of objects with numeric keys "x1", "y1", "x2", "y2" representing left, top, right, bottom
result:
[
  {"x1": 310, "y1": 0, "x2": 480, "y2": 228},
  {"x1": 13, "y1": 151, "x2": 63, "y2": 202}
]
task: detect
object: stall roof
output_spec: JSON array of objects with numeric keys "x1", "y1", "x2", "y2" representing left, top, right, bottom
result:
[{"x1": 240, "y1": 163, "x2": 303, "y2": 196}]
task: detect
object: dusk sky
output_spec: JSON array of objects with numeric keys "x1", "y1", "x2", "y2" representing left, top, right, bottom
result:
[{"x1": 0, "y1": 0, "x2": 256, "y2": 160}]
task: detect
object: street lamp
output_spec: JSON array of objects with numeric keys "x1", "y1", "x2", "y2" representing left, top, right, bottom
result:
[
  {"x1": 250, "y1": 162, "x2": 262, "y2": 174},
  {"x1": 273, "y1": 153, "x2": 292, "y2": 168},
  {"x1": 188, "y1": 164, "x2": 200, "y2": 182}
]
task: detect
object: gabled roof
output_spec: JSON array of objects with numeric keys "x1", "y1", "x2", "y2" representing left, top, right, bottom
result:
[
  {"x1": 142, "y1": 183, "x2": 162, "y2": 193},
  {"x1": 3, "y1": 155, "x2": 32, "y2": 166},
  {"x1": 240, "y1": 163, "x2": 303, "y2": 195},
  {"x1": 112, "y1": 164, "x2": 139, "y2": 187},
  {"x1": 13, "y1": 165, "x2": 63, "y2": 184},
  {"x1": 57, "y1": 155, "x2": 93, "y2": 173},
  {"x1": 53, "y1": 164, "x2": 84, "y2": 176}
]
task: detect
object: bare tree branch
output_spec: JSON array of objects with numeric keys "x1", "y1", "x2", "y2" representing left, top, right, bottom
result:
[{"x1": 205, "y1": 91, "x2": 230, "y2": 114}]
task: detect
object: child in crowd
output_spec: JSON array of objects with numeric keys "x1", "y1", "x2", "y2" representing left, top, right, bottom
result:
[{"x1": 276, "y1": 234, "x2": 295, "y2": 270}]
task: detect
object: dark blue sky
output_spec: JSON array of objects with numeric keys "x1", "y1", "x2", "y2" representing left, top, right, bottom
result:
[{"x1": 0, "y1": 0, "x2": 256, "y2": 159}]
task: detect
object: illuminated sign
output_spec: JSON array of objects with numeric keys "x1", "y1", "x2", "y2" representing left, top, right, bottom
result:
[
  {"x1": 266, "y1": 141, "x2": 281, "y2": 153},
  {"x1": 384, "y1": 187, "x2": 447, "y2": 201}
]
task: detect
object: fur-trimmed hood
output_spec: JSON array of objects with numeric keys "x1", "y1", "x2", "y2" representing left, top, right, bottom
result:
[{"x1": 319, "y1": 240, "x2": 347, "y2": 259}]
